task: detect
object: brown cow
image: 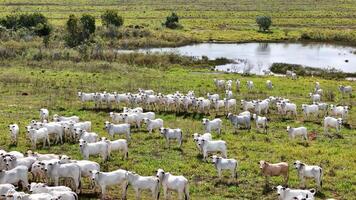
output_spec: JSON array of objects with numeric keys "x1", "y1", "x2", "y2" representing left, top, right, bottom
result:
[{"x1": 259, "y1": 160, "x2": 289, "y2": 185}]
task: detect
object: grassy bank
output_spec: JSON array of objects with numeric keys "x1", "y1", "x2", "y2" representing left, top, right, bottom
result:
[
  {"x1": 1, "y1": 0, "x2": 356, "y2": 47},
  {"x1": 0, "y1": 60, "x2": 355, "y2": 199}
]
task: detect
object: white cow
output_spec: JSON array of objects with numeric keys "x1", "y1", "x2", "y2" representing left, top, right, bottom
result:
[
  {"x1": 59, "y1": 155, "x2": 100, "y2": 179},
  {"x1": 74, "y1": 128, "x2": 98, "y2": 143},
  {"x1": 266, "y1": 80, "x2": 273, "y2": 89},
  {"x1": 294, "y1": 160, "x2": 323, "y2": 190},
  {"x1": 8, "y1": 124, "x2": 19, "y2": 145},
  {"x1": 90, "y1": 169, "x2": 128, "y2": 198},
  {"x1": 247, "y1": 81, "x2": 254, "y2": 91},
  {"x1": 0, "y1": 166, "x2": 28, "y2": 187},
  {"x1": 104, "y1": 121, "x2": 131, "y2": 141},
  {"x1": 156, "y1": 169, "x2": 190, "y2": 200},
  {"x1": 211, "y1": 155, "x2": 238, "y2": 179},
  {"x1": 329, "y1": 105, "x2": 349, "y2": 119},
  {"x1": 323, "y1": 117, "x2": 342, "y2": 134},
  {"x1": 286, "y1": 126, "x2": 308, "y2": 140},
  {"x1": 53, "y1": 114, "x2": 79, "y2": 123},
  {"x1": 100, "y1": 138, "x2": 128, "y2": 159},
  {"x1": 39, "y1": 108, "x2": 49, "y2": 122},
  {"x1": 126, "y1": 171, "x2": 160, "y2": 200},
  {"x1": 309, "y1": 93, "x2": 321, "y2": 103},
  {"x1": 143, "y1": 118, "x2": 163, "y2": 134},
  {"x1": 27, "y1": 127, "x2": 50, "y2": 149},
  {"x1": 197, "y1": 139, "x2": 227, "y2": 160},
  {"x1": 202, "y1": 118, "x2": 222, "y2": 134},
  {"x1": 276, "y1": 185, "x2": 316, "y2": 200},
  {"x1": 160, "y1": 128, "x2": 183, "y2": 148},
  {"x1": 252, "y1": 114, "x2": 268, "y2": 133},
  {"x1": 79, "y1": 139, "x2": 110, "y2": 161},
  {"x1": 338, "y1": 85, "x2": 352, "y2": 95}
]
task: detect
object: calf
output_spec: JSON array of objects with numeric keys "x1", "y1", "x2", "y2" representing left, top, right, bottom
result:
[
  {"x1": 294, "y1": 160, "x2": 323, "y2": 190},
  {"x1": 8, "y1": 124, "x2": 19, "y2": 145},
  {"x1": 156, "y1": 169, "x2": 190, "y2": 200},
  {"x1": 143, "y1": 118, "x2": 163, "y2": 134},
  {"x1": 276, "y1": 185, "x2": 316, "y2": 200},
  {"x1": 211, "y1": 155, "x2": 238, "y2": 179},
  {"x1": 90, "y1": 169, "x2": 128, "y2": 198},
  {"x1": 126, "y1": 171, "x2": 160, "y2": 200},
  {"x1": 197, "y1": 139, "x2": 227, "y2": 160},
  {"x1": 323, "y1": 116, "x2": 342, "y2": 134},
  {"x1": 79, "y1": 139, "x2": 110, "y2": 161},
  {"x1": 160, "y1": 128, "x2": 183, "y2": 148},
  {"x1": 287, "y1": 126, "x2": 308, "y2": 140},
  {"x1": 202, "y1": 118, "x2": 222, "y2": 134},
  {"x1": 259, "y1": 160, "x2": 288, "y2": 185},
  {"x1": 252, "y1": 114, "x2": 267, "y2": 133},
  {"x1": 104, "y1": 121, "x2": 131, "y2": 141}
]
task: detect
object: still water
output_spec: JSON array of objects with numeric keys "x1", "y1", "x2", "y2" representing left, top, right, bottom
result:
[{"x1": 134, "y1": 43, "x2": 356, "y2": 74}]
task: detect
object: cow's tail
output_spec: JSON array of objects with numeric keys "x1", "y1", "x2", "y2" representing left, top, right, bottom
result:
[{"x1": 184, "y1": 182, "x2": 190, "y2": 200}]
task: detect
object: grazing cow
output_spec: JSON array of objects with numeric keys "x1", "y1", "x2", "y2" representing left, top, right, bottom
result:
[
  {"x1": 323, "y1": 117, "x2": 342, "y2": 134},
  {"x1": 276, "y1": 185, "x2": 316, "y2": 200},
  {"x1": 197, "y1": 139, "x2": 227, "y2": 160},
  {"x1": 202, "y1": 118, "x2": 222, "y2": 134},
  {"x1": 211, "y1": 155, "x2": 238, "y2": 179},
  {"x1": 338, "y1": 85, "x2": 352, "y2": 95},
  {"x1": 126, "y1": 171, "x2": 160, "y2": 200},
  {"x1": 156, "y1": 169, "x2": 190, "y2": 200},
  {"x1": 8, "y1": 124, "x2": 19, "y2": 145},
  {"x1": 259, "y1": 160, "x2": 288, "y2": 185},
  {"x1": 90, "y1": 169, "x2": 128, "y2": 198},
  {"x1": 159, "y1": 128, "x2": 183, "y2": 148},
  {"x1": 224, "y1": 98, "x2": 236, "y2": 113},
  {"x1": 286, "y1": 126, "x2": 308, "y2": 140},
  {"x1": 294, "y1": 160, "x2": 323, "y2": 190}
]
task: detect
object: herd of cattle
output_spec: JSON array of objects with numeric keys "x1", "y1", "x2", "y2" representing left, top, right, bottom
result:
[{"x1": 1, "y1": 78, "x2": 353, "y2": 200}]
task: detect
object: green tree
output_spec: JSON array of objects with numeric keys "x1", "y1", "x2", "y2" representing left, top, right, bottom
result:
[
  {"x1": 80, "y1": 14, "x2": 96, "y2": 38},
  {"x1": 101, "y1": 10, "x2": 123, "y2": 27},
  {"x1": 163, "y1": 12, "x2": 181, "y2": 29},
  {"x1": 256, "y1": 16, "x2": 272, "y2": 32}
]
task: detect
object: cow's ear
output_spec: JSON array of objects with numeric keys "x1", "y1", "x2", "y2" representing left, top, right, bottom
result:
[{"x1": 300, "y1": 163, "x2": 305, "y2": 166}]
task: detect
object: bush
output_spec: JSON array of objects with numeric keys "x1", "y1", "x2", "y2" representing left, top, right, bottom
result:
[
  {"x1": 163, "y1": 12, "x2": 181, "y2": 29},
  {"x1": 0, "y1": 13, "x2": 51, "y2": 37},
  {"x1": 256, "y1": 16, "x2": 272, "y2": 32},
  {"x1": 101, "y1": 10, "x2": 123, "y2": 27},
  {"x1": 65, "y1": 14, "x2": 96, "y2": 47}
]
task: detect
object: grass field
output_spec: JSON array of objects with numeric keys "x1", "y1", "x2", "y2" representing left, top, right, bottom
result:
[
  {"x1": 0, "y1": 61, "x2": 355, "y2": 199},
  {"x1": 1, "y1": 0, "x2": 356, "y2": 44}
]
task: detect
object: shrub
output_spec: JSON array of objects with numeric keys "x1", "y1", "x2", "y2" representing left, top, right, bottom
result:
[
  {"x1": 101, "y1": 10, "x2": 123, "y2": 27},
  {"x1": 0, "y1": 13, "x2": 51, "y2": 37},
  {"x1": 65, "y1": 14, "x2": 96, "y2": 47},
  {"x1": 163, "y1": 12, "x2": 181, "y2": 29},
  {"x1": 256, "y1": 16, "x2": 272, "y2": 32}
]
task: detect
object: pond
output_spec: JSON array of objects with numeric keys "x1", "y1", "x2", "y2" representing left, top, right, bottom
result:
[{"x1": 131, "y1": 43, "x2": 356, "y2": 75}]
